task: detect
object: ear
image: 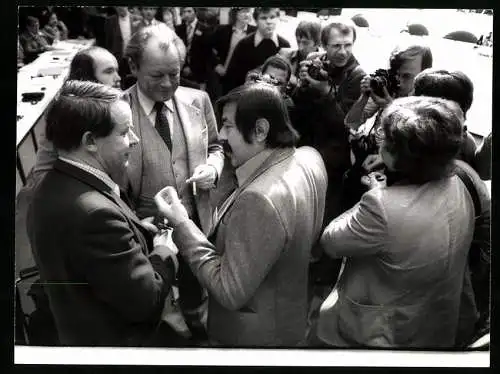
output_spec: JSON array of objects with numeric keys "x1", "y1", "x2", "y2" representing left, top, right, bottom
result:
[
  {"x1": 128, "y1": 58, "x2": 138, "y2": 77},
  {"x1": 82, "y1": 131, "x2": 98, "y2": 153},
  {"x1": 254, "y1": 118, "x2": 270, "y2": 143}
]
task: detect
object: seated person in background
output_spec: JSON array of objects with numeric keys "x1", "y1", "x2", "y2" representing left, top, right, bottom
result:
[
  {"x1": 315, "y1": 96, "x2": 482, "y2": 348},
  {"x1": 342, "y1": 42, "x2": 433, "y2": 210},
  {"x1": 225, "y1": 7, "x2": 290, "y2": 92},
  {"x1": 413, "y1": 69, "x2": 478, "y2": 170},
  {"x1": 19, "y1": 16, "x2": 53, "y2": 63},
  {"x1": 210, "y1": 8, "x2": 256, "y2": 97},
  {"x1": 41, "y1": 10, "x2": 68, "y2": 44},
  {"x1": 278, "y1": 20, "x2": 322, "y2": 88},
  {"x1": 27, "y1": 80, "x2": 179, "y2": 347},
  {"x1": 474, "y1": 132, "x2": 491, "y2": 180}
]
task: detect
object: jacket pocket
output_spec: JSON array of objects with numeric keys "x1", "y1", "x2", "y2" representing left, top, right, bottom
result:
[{"x1": 337, "y1": 295, "x2": 393, "y2": 347}]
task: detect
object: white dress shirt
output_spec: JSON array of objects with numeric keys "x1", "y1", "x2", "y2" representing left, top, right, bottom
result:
[
  {"x1": 118, "y1": 13, "x2": 132, "y2": 54},
  {"x1": 137, "y1": 86, "x2": 175, "y2": 136}
]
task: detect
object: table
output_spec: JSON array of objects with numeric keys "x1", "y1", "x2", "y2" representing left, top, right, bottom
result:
[{"x1": 16, "y1": 39, "x2": 95, "y2": 195}]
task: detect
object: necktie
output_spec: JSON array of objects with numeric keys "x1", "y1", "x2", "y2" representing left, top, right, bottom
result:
[
  {"x1": 186, "y1": 23, "x2": 194, "y2": 49},
  {"x1": 154, "y1": 102, "x2": 172, "y2": 151}
]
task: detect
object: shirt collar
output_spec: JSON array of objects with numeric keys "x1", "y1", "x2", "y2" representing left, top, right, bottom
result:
[
  {"x1": 118, "y1": 12, "x2": 129, "y2": 20},
  {"x1": 137, "y1": 85, "x2": 174, "y2": 117},
  {"x1": 254, "y1": 30, "x2": 279, "y2": 48},
  {"x1": 235, "y1": 148, "x2": 274, "y2": 187},
  {"x1": 59, "y1": 156, "x2": 120, "y2": 196},
  {"x1": 233, "y1": 24, "x2": 248, "y2": 33}
]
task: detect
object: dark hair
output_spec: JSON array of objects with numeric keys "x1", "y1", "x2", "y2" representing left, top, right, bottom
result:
[
  {"x1": 261, "y1": 55, "x2": 292, "y2": 83},
  {"x1": 321, "y1": 19, "x2": 357, "y2": 46},
  {"x1": 45, "y1": 81, "x2": 123, "y2": 151},
  {"x1": 156, "y1": 7, "x2": 175, "y2": 22},
  {"x1": 229, "y1": 7, "x2": 251, "y2": 25},
  {"x1": 253, "y1": 7, "x2": 280, "y2": 21},
  {"x1": 413, "y1": 69, "x2": 474, "y2": 118},
  {"x1": 67, "y1": 47, "x2": 103, "y2": 83},
  {"x1": 26, "y1": 16, "x2": 39, "y2": 27},
  {"x1": 216, "y1": 83, "x2": 299, "y2": 148},
  {"x1": 390, "y1": 42, "x2": 433, "y2": 72},
  {"x1": 295, "y1": 20, "x2": 322, "y2": 45},
  {"x1": 380, "y1": 96, "x2": 464, "y2": 184}
]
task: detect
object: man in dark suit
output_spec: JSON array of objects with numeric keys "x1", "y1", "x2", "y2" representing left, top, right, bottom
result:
[
  {"x1": 155, "y1": 83, "x2": 328, "y2": 346},
  {"x1": 123, "y1": 23, "x2": 224, "y2": 343},
  {"x1": 26, "y1": 80, "x2": 180, "y2": 347},
  {"x1": 210, "y1": 7, "x2": 256, "y2": 98},
  {"x1": 225, "y1": 7, "x2": 290, "y2": 92},
  {"x1": 175, "y1": 7, "x2": 213, "y2": 91},
  {"x1": 104, "y1": 6, "x2": 142, "y2": 88}
]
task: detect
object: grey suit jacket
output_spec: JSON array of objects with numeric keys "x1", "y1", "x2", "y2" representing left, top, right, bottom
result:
[
  {"x1": 172, "y1": 146, "x2": 328, "y2": 346},
  {"x1": 122, "y1": 85, "x2": 224, "y2": 234},
  {"x1": 318, "y1": 172, "x2": 481, "y2": 348}
]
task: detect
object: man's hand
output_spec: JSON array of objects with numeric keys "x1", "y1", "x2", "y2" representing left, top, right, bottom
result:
[
  {"x1": 186, "y1": 164, "x2": 217, "y2": 190},
  {"x1": 370, "y1": 86, "x2": 393, "y2": 108},
  {"x1": 140, "y1": 216, "x2": 159, "y2": 235},
  {"x1": 360, "y1": 75, "x2": 372, "y2": 96},
  {"x1": 362, "y1": 154, "x2": 385, "y2": 172},
  {"x1": 298, "y1": 61, "x2": 331, "y2": 95},
  {"x1": 155, "y1": 186, "x2": 190, "y2": 228},
  {"x1": 361, "y1": 171, "x2": 387, "y2": 190},
  {"x1": 214, "y1": 64, "x2": 226, "y2": 76},
  {"x1": 151, "y1": 231, "x2": 179, "y2": 274}
]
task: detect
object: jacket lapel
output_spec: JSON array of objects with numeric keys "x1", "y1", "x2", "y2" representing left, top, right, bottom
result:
[
  {"x1": 54, "y1": 159, "x2": 152, "y2": 252},
  {"x1": 213, "y1": 148, "x2": 295, "y2": 228},
  {"x1": 174, "y1": 93, "x2": 205, "y2": 176}
]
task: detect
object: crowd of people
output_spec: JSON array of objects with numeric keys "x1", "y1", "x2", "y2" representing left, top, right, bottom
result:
[{"x1": 17, "y1": 7, "x2": 491, "y2": 349}]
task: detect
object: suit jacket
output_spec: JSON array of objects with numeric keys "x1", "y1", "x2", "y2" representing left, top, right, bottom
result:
[
  {"x1": 172, "y1": 147, "x2": 328, "y2": 346},
  {"x1": 26, "y1": 160, "x2": 176, "y2": 347},
  {"x1": 122, "y1": 85, "x2": 224, "y2": 234},
  {"x1": 318, "y1": 174, "x2": 479, "y2": 348},
  {"x1": 104, "y1": 14, "x2": 141, "y2": 61},
  {"x1": 211, "y1": 24, "x2": 257, "y2": 67},
  {"x1": 176, "y1": 21, "x2": 214, "y2": 83}
]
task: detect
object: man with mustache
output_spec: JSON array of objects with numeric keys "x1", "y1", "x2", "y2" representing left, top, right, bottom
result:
[
  {"x1": 122, "y1": 23, "x2": 224, "y2": 343},
  {"x1": 154, "y1": 83, "x2": 327, "y2": 346}
]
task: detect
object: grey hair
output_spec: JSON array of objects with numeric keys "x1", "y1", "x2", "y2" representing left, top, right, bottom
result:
[{"x1": 125, "y1": 23, "x2": 186, "y2": 68}]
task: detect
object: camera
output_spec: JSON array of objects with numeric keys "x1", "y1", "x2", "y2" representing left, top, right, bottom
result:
[
  {"x1": 369, "y1": 68, "x2": 400, "y2": 97},
  {"x1": 306, "y1": 57, "x2": 331, "y2": 81}
]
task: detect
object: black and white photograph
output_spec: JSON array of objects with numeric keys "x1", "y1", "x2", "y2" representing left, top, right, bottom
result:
[{"x1": 14, "y1": 6, "x2": 492, "y2": 367}]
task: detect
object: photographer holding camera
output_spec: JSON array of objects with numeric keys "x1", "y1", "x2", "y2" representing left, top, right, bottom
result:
[
  {"x1": 341, "y1": 42, "x2": 433, "y2": 210},
  {"x1": 292, "y1": 20, "x2": 365, "y2": 223}
]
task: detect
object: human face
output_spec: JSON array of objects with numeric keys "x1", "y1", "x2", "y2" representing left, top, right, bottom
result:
[
  {"x1": 49, "y1": 13, "x2": 58, "y2": 27},
  {"x1": 116, "y1": 7, "x2": 128, "y2": 18},
  {"x1": 220, "y1": 102, "x2": 259, "y2": 168},
  {"x1": 256, "y1": 10, "x2": 279, "y2": 38},
  {"x1": 91, "y1": 49, "x2": 121, "y2": 89},
  {"x1": 263, "y1": 66, "x2": 288, "y2": 93},
  {"x1": 94, "y1": 100, "x2": 139, "y2": 179},
  {"x1": 325, "y1": 28, "x2": 354, "y2": 67},
  {"x1": 142, "y1": 7, "x2": 157, "y2": 22},
  {"x1": 182, "y1": 8, "x2": 196, "y2": 23},
  {"x1": 236, "y1": 8, "x2": 252, "y2": 25},
  {"x1": 397, "y1": 55, "x2": 423, "y2": 97},
  {"x1": 132, "y1": 39, "x2": 180, "y2": 102},
  {"x1": 296, "y1": 36, "x2": 316, "y2": 58},
  {"x1": 28, "y1": 20, "x2": 40, "y2": 34},
  {"x1": 162, "y1": 11, "x2": 174, "y2": 29}
]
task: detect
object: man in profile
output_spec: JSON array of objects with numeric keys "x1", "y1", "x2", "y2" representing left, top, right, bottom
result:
[
  {"x1": 155, "y1": 83, "x2": 328, "y2": 346},
  {"x1": 27, "y1": 81, "x2": 179, "y2": 346}
]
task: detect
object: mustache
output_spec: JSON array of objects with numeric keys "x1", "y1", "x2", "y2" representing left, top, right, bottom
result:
[{"x1": 222, "y1": 141, "x2": 232, "y2": 154}]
